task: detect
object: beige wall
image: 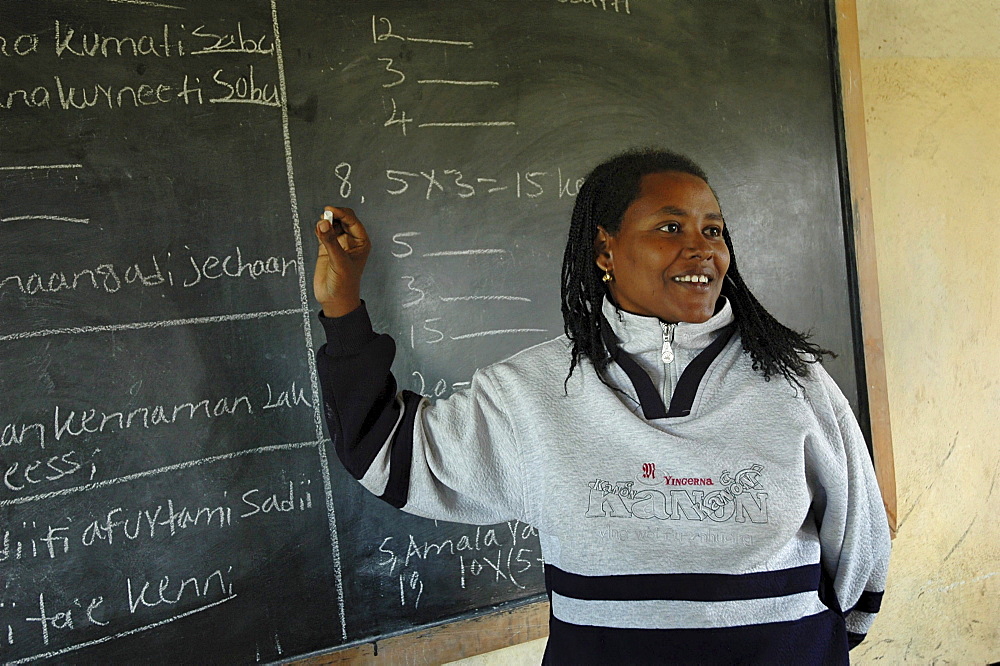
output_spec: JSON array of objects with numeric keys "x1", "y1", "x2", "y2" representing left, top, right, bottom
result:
[
  {"x1": 854, "y1": 0, "x2": 1000, "y2": 662},
  {"x1": 454, "y1": 1, "x2": 1000, "y2": 663}
]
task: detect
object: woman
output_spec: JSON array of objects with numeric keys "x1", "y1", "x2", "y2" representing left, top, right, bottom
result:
[{"x1": 313, "y1": 149, "x2": 890, "y2": 664}]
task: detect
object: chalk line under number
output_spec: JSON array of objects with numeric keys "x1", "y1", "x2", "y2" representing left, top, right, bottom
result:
[
  {"x1": 417, "y1": 79, "x2": 499, "y2": 87},
  {"x1": 1, "y1": 216, "x2": 90, "y2": 224},
  {"x1": 423, "y1": 249, "x2": 505, "y2": 257},
  {"x1": 439, "y1": 295, "x2": 531, "y2": 302},
  {"x1": 418, "y1": 121, "x2": 516, "y2": 128},
  {"x1": 449, "y1": 328, "x2": 548, "y2": 340}
]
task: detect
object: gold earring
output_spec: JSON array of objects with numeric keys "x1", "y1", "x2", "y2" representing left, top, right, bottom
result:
[{"x1": 602, "y1": 270, "x2": 613, "y2": 283}]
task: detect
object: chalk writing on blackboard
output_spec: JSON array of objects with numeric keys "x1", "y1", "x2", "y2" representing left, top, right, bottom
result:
[
  {"x1": 374, "y1": 520, "x2": 543, "y2": 610},
  {"x1": 1, "y1": 19, "x2": 281, "y2": 112},
  {"x1": 381, "y1": 167, "x2": 584, "y2": 200},
  {"x1": 370, "y1": 15, "x2": 514, "y2": 132},
  {"x1": 2, "y1": 381, "x2": 307, "y2": 478},
  {"x1": 2, "y1": 0, "x2": 860, "y2": 661},
  {"x1": 555, "y1": 0, "x2": 632, "y2": 14},
  {"x1": 0, "y1": 248, "x2": 297, "y2": 298}
]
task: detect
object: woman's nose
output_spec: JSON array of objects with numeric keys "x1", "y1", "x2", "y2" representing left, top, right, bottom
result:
[{"x1": 684, "y1": 234, "x2": 714, "y2": 258}]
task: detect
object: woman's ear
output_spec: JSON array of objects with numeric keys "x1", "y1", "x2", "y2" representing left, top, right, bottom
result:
[{"x1": 594, "y1": 226, "x2": 613, "y2": 273}]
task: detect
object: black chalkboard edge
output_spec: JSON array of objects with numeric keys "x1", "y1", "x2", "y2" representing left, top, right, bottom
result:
[
  {"x1": 831, "y1": 0, "x2": 899, "y2": 537},
  {"x1": 285, "y1": 596, "x2": 548, "y2": 665}
]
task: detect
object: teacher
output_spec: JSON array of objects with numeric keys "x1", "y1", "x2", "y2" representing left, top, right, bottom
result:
[{"x1": 313, "y1": 149, "x2": 891, "y2": 665}]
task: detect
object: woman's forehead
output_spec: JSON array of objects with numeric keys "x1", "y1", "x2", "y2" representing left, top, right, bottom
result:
[{"x1": 628, "y1": 172, "x2": 721, "y2": 216}]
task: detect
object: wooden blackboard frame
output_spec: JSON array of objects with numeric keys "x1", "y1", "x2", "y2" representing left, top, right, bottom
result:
[
  {"x1": 290, "y1": 0, "x2": 897, "y2": 663},
  {"x1": 831, "y1": 0, "x2": 898, "y2": 538}
]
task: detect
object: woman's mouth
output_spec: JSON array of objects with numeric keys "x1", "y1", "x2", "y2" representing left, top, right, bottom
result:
[{"x1": 672, "y1": 275, "x2": 711, "y2": 284}]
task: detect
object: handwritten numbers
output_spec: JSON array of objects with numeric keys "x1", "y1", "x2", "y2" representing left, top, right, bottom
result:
[
  {"x1": 385, "y1": 170, "x2": 416, "y2": 195},
  {"x1": 408, "y1": 319, "x2": 444, "y2": 347},
  {"x1": 443, "y1": 170, "x2": 476, "y2": 198},
  {"x1": 378, "y1": 58, "x2": 406, "y2": 88},
  {"x1": 391, "y1": 231, "x2": 420, "y2": 258},
  {"x1": 521, "y1": 172, "x2": 547, "y2": 198},
  {"x1": 384, "y1": 98, "x2": 413, "y2": 136},
  {"x1": 398, "y1": 571, "x2": 423, "y2": 608},
  {"x1": 423, "y1": 318, "x2": 444, "y2": 344},
  {"x1": 411, "y1": 371, "x2": 449, "y2": 398},
  {"x1": 411, "y1": 371, "x2": 426, "y2": 396},
  {"x1": 373, "y1": 166, "x2": 582, "y2": 201},
  {"x1": 372, "y1": 16, "x2": 404, "y2": 44},
  {"x1": 400, "y1": 276, "x2": 425, "y2": 308},
  {"x1": 333, "y1": 162, "x2": 352, "y2": 198}
]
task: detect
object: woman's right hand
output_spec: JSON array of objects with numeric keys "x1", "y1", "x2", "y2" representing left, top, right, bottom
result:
[{"x1": 313, "y1": 206, "x2": 371, "y2": 317}]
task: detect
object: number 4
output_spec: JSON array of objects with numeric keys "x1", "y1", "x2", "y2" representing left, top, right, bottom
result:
[{"x1": 384, "y1": 98, "x2": 413, "y2": 136}]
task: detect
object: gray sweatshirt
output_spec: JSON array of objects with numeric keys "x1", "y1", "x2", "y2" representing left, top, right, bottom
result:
[{"x1": 317, "y1": 297, "x2": 890, "y2": 664}]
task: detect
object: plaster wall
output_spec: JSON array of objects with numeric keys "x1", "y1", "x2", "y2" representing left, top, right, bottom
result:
[
  {"x1": 453, "y1": 1, "x2": 1000, "y2": 662},
  {"x1": 852, "y1": 0, "x2": 1000, "y2": 662}
]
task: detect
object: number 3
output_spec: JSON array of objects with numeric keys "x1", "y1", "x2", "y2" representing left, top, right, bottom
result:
[{"x1": 378, "y1": 58, "x2": 405, "y2": 88}]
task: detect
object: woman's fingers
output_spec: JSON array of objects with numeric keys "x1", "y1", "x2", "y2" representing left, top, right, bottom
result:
[
  {"x1": 315, "y1": 216, "x2": 346, "y2": 261},
  {"x1": 313, "y1": 206, "x2": 371, "y2": 316},
  {"x1": 324, "y1": 206, "x2": 368, "y2": 251},
  {"x1": 316, "y1": 207, "x2": 367, "y2": 261}
]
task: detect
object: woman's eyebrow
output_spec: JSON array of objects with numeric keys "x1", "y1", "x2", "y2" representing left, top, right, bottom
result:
[{"x1": 652, "y1": 206, "x2": 724, "y2": 222}]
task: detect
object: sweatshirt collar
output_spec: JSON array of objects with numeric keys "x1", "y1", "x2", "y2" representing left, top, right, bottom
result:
[
  {"x1": 599, "y1": 296, "x2": 737, "y2": 420},
  {"x1": 601, "y1": 296, "x2": 735, "y2": 356}
]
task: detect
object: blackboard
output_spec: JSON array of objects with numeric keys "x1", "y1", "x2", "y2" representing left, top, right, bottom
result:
[{"x1": 0, "y1": 0, "x2": 871, "y2": 663}]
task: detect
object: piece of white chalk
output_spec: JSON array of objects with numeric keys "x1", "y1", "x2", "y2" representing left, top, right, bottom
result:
[{"x1": 323, "y1": 210, "x2": 334, "y2": 221}]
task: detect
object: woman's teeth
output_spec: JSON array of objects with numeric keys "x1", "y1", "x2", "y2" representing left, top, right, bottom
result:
[{"x1": 673, "y1": 275, "x2": 709, "y2": 283}]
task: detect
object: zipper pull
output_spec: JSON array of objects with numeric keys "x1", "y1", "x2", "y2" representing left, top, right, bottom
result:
[{"x1": 660, "y1": 323, "x2": 676, "y2": 364}]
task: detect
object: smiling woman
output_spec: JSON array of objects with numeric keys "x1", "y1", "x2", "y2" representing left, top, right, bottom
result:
[
  {"x1": 594, "y1": 171, "x2": 730, "y2": 324},
  {"x1": 313, "y1": 148, "x2": 891, "y2": 665},
  {"x1": 561, "y1": 149, "x2": 835, "y2": 388}
]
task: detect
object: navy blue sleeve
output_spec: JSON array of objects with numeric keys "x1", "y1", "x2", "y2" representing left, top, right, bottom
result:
[
  {"x1": 316, "y1": 303, "x2": 422, "y2": 508},
  {"x1": 315, "y1": 303, "x2": 527, "y2": 525}
]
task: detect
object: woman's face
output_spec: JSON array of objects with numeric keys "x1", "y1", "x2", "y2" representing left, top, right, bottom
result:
[{"x1": 595, "y1": 171, "x2": 730, "y2": 324}]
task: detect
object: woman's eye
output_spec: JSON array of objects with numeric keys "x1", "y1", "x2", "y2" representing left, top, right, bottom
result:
[
  {"x1": 660, "y1": 222, "x2": 680, "y2": 233},
  {"x1": 706, "y1": 226, "x2": 723, "y2": 237}
]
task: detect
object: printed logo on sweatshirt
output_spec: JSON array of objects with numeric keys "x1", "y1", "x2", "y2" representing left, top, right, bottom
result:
[{"x1": 584, "y1": 463, "x2": 768, "y2": 523}]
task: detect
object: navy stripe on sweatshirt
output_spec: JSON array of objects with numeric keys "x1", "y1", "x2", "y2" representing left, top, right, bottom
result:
[
  {"x1": 601, "y1": 321, "x2": 667, "y2": 419},
  {"x1": 546, "y1": 563, "x2": 821, "y2": 602},
  {"x1": 850, "y1": 590, "x2": 884, "y2": 614},
  {"x1": 379, "y1": 390, "x2": 422, "y2": 508},
  {"x1": 543, "y1": 610, "x2": 849, "y2": 665}
]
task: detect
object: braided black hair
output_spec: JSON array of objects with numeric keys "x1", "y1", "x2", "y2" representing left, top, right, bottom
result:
[{"x1": 560, "y1": 148, "x2": 832, "y2": 387}]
